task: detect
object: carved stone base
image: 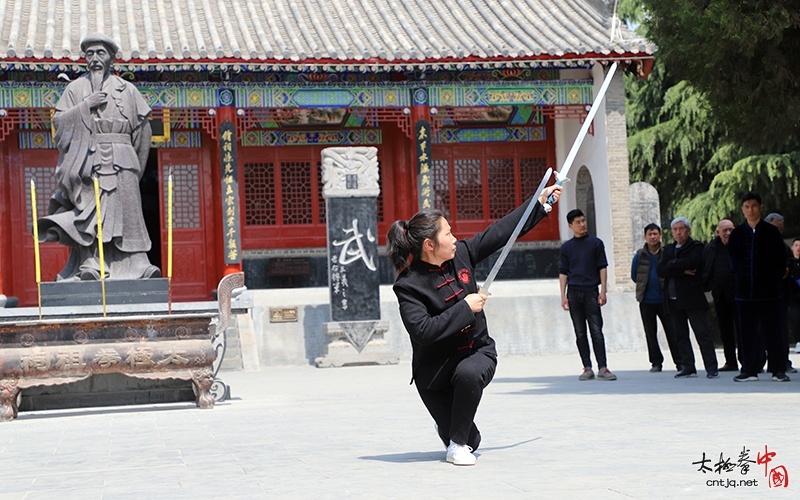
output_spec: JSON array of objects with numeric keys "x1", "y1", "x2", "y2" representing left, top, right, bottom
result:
[
  {"x1": 315, "y1": 320, "x2": 398, "y2": 368},
  {"x1": 0, "y1": 378, "x2": 20, "y2": 422}
]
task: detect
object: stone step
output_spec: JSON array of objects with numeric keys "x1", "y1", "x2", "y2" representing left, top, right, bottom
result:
[
  {"x1": 219, "y1": 325, "x2": 244, "y2": 371},
  {"x1": 220, "y1": 356, "x2": 243, "y2": 371}
]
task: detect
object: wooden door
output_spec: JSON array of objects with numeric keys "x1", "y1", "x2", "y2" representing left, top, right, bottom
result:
[
  {"x1": 11, "y1": 149, "x2": 70, "y2": 306},
  {"x1": 158, "y1": 148, "x2": 216, "y2": 301}
]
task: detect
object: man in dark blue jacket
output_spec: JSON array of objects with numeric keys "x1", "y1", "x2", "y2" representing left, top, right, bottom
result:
[
  {"x1": 657, "y1": 217, "x2": 719, "y2": 379},
  {"x1": 728, "y1": 193, "x2": 789, "y2": 382}
]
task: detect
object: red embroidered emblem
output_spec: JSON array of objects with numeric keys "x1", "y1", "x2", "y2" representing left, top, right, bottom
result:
[{"x1": 458, "y1": 268, "x2": 471, "y2": 284}]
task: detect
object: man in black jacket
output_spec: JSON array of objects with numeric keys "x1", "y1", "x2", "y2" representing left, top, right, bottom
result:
[
  {"x1": 657, "y1": 217, "x2": 719, "y2": 379},
  {"x1": 702, "y1": 219, "x2": 739, "y2": 371},
  {"x1": 728, "y1": 193, "x2": 789, "y2": 382}
]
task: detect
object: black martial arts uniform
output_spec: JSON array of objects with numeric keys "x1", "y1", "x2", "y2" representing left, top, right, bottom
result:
[
  {"x1": 393, "y1": 198, "x2": 549, "y2": 449},
  {"x1": 728, "y1": 220, "x2": 788, "y2": 376}
]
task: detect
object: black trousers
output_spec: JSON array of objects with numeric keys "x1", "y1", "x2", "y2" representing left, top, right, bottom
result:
[
  {"x1": 669, "y1": 302, "x2": 718, "y2": 373},
  {"x1": 416, "y1": 351, "x2": 496, "y2": 449},
  {"x1": 788, "y1": 303, "x2": 800, "y2": 346},
  {"x1": 737, "y1": 299, "x2": 787, "y2": 376},
  {"x1": 711, "y1": 288, "x2": 740, "y2": 367},
  {"x1": 639, "y1": 302, "x2": 682, "y2": 368},
  {"x1": 567, "y1": 287, "x2": 607, "y2": 369}
]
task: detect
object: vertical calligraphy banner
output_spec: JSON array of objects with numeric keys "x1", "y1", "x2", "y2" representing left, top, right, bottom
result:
[
  {"x1": 414, "y1": 119, "x2": 433, "y2": 212},
  {"x1": 219, "y1": 121, "x2": 241, "y2": 265}
]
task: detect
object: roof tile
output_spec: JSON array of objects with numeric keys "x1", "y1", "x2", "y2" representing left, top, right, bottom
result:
[{"x1": 0, "y1": 0, "x2": 655, "y2": 67}]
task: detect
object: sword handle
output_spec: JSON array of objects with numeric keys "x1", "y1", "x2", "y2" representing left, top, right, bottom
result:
[
  {"x1": 545, "y1": 179, "x2": 562, "y2": 204},
  {"x1": 543, "y1": 179, "x2": 566, "y2": 213}
]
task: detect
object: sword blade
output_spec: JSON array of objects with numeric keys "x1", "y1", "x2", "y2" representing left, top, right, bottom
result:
[
  {"x1": 546, "y1": 62, "x2": 618, "y2": 207},
  {"x1": 558, "y1": 62, "x2": 618, "y2": 182},
  {"x1": 479, "y1": 167, "x2": 553, "y2": 295}
]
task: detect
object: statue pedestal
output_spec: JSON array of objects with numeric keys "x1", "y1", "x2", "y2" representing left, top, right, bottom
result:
[
  {"x1": 315, "y1": 321, "x2": 398, "y2": 367},
  {"x1": 40, "y1": 279, "x2": 169, "y2": 306}
]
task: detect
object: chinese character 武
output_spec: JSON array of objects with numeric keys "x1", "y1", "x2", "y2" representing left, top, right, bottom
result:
[{"x1": 332, "y1": 219, "x2": 377, "y2": 271}]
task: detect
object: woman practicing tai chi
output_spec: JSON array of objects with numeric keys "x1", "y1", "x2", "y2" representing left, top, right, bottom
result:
[{"x1": 387, "y1": 184, "x2": 562, "y2": 465}]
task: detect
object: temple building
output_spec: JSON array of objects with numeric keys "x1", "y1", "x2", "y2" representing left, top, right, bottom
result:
[{"x1": 0, "y1": 0, "x2": 654, "y2": 306}]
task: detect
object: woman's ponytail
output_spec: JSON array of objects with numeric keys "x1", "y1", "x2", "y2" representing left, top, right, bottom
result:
[
  {"x1": 386, "y1": 209, "x2": 445, "y2": 272},
  {"x1": 387, "y1": 220, "x2": 412, "y2": 271}
]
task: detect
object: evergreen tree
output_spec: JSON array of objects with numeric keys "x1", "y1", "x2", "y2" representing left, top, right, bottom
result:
[
  {"x1": 643, "y1": 0, "x2": 800, "y2": 149},
  {"x1": 623, "y1": 0, "x2": 800, "y2": 240}
]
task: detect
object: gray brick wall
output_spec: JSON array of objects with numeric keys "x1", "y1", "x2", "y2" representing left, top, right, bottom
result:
[{"x1": 604, "y1": 70, "x2": 634, "y2": 291}]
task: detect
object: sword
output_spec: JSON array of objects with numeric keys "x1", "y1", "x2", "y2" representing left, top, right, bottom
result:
[
  {"x1": 544, "y1": 62, "x2": 619, "y2": 211},
  {"x1": 479, "y1": 167, "x2": 553, "y2": 296}
]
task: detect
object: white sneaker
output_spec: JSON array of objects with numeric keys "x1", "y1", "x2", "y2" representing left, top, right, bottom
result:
[{"x1": 446, "y1": 440, "x2": 477, "y2": 466}]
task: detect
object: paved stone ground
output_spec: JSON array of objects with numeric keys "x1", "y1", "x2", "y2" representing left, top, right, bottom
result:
[{"x1": 2, "y1": 350, "x2": 799, "y2": 499}]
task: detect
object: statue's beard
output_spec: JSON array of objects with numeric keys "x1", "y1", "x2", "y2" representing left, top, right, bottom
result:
[{"x1": 89, "y1": 68, "x2": 105, "y2": 92}]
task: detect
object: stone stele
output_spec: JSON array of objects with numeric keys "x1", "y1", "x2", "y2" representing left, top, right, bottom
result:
[
  {"x1": 316, "y1": 147, "x2": 397, "y2": 367},
  {"x1": 629, "y1": 181, "x2": 661, "y2": 251}
]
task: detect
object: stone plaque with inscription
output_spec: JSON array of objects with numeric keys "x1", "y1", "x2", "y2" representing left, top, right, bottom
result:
[
  {"x1": 322, "y1": 147, "x2": 381, "y2": 322},
  {"x1": 317, "y1": 147, "x2": 397, "y2": 367}
]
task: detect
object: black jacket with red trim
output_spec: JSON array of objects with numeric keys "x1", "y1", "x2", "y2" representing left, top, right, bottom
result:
[{"x1": 393, "y1": 198, "x2": 549, "y2": 390}]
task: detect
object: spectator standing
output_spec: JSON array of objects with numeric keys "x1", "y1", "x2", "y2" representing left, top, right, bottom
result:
[
  {"x1": 728, "y1": 193, "x2": 789, "y2": 382},
  {"x1": 631, "y1": 223, "x2": 682, "y2": 372},
  {"x1": 702, "y1": 219, "x2": 739, "y2": 371},
  {"x1": 764, "y1": 213, "x2": 797, "y2": 374},
  {"x1": 790, "y1": 238, "x2": 800, "y2": 352},
  {"x1": 657, "y1": 217, "x2": 719, "y2": 379},
  {"x1": 559, "y1": 209, "x2": 616, "y2": 381}
]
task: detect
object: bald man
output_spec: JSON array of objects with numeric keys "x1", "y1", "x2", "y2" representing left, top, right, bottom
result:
[{"x1": 703, "y1": 219, "x2": 739, "y2": 371}]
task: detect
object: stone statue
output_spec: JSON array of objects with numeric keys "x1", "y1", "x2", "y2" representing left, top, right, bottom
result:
[{"x1": 38, "y1": 33, "x2": 160, "y2": 281}]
